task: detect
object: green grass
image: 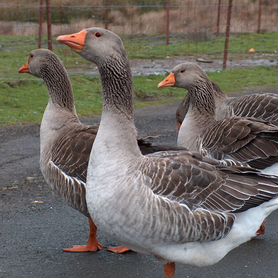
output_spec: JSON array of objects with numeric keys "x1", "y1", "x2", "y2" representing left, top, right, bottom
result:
[
  {"x1": 208, "y1": 66, "x2": 277, "y2": 93},
  {"x1": 124, "y1": 32, "x2": 278, "y2": 59},
  {"x1": 0, "y1": 32, "x2": 277, "y2": 79},
  {"x1": 0, "y1": 66, "x2": 276, "y2": 127}
]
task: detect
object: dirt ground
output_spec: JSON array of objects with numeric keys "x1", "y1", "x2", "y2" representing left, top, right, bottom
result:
[
  {"x1": 0, "y1": 104, "x2": 278, "y2": 278},
  {"x1": 68, "y1": 56, "x2": 277, "y2": 77}
]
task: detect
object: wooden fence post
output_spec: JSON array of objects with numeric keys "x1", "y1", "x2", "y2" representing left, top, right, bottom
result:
[
  {"x1": 257, "y1": 0, "x2": 262, "y2": 33},
  {"x1": 38, "y1": 0, "x2": 44, "y2": 48},
  {"x1": 46, "y1": 0, "x2": 52, "y2": 50},
  {"x1": 223, "y1": 0, "x2": 233, "y2": 70},
  {"x1": 103, "y1": 0, "x2": 110, "y2": 29},
  {"x1": 216, "y1": 0, "x2": 221, "y2": 35},
  {"x1": 165, "y1": 1, "x2": 170, "y2": 45}
]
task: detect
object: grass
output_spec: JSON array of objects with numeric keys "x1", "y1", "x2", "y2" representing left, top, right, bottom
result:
[
  {"x1": 0, "y1": 66, "x2": 276, "y2": 127},
  {"x1": 0, "y1": 32, "x2": 276, "y2": 126},
  {"x1": 207, "y1": 66, "x2": 277, "y2": 93},
  {"x1": 125, "y1": 32, "x2": 278, "y2": 59},
  {"x1": 0, "y1": 32, "x2": 277, "y2": 80}
]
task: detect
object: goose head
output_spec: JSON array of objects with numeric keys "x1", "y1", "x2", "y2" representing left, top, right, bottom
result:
[
  {"x1": 18, "y1": 49, "x2": 61, "y2": 77},
  {"x1": 158, "y1": 62, "x2": 208, "y2": 90},
  {"x1": 57, "y1": 27, "x2": 126, "y2": 64}
]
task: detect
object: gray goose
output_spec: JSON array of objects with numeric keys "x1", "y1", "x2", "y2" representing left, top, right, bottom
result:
[
  {"x1": 57, "y1": 27, "x2": 278, "y2": 278},
  {"x1": 18, "y1": 49, "x2": 172, "y2": 254},
  {"x1": 161, "y1": 65, "x2": 278, "y2": 129},
  {"x1": 158, "y1": 63, "x2": 278, "y2": 175}
]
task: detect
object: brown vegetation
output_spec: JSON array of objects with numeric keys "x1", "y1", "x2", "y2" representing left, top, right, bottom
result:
[{"x1": 0, "y1": 0, "x2": 276, "y2": 36}]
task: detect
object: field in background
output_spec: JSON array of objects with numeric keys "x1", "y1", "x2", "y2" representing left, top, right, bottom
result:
[
  {"x1": 0, "y1": 66, "x2": 276, "y2": 126},
  {"x1": 0, "y1": 0, "x2": 277, "y2": 126},
  {"x1": 0, "y1": 32, "x2": 277, "y2": 80},
  {"x1": 0, "y1": 0, "x2": 276, "y2": 81},
  {"x1": 0, "y1": 0, "x2": 277, "y2": 36},
  {"x1": 0, "y1": 0, "x2": 277, "y2": 59}
]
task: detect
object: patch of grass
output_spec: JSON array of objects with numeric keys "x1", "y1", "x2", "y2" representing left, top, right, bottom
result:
[
  {"x1": 209, "y1": 66, "x2": 277, "y2": 93},
  {"x1": 0, "y1": 66, "x2": 276, "y2": 127},
  {"x1": 124, "y1": 33, "x2": 277, "y2": 59}
]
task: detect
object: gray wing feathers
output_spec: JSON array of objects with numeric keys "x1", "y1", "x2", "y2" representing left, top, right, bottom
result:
[
  {"x1": 138, "y1": 152, "x2": 278, "y2": 242},
  {"x1": 201, "y1": 118, "x2": 278, "y2": 169},
  {"x1": 229, "y1": 94, "x2": 278, "y2": 126},
  {"x1": 48, "y1": 160, "x2": 89, "y2": 216},
  {"x1": 47, "y1": 125, "x2": 97, "y2": 216}
]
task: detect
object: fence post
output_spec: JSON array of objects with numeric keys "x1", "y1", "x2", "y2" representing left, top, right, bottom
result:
[
  {"x1": 223, "y1": 0, "x2": 233, "y2": 70},
  {"x1": 46, "y1": 0, "x2": 52, "y2": 50},
  {"x1": 38, "y1": 0, "x2": 44, "y2": 48},
  {"x1": 165, "y1": 1, "x2": 170, "y2": 45},
  {"x1": 216, "y1": 0, "x2": 221, "y2": 35},
  {"x1": 103, "y1": 0, "x2": 110, "y2": 29},
  {"x1": 257, "y1": 0, "x2": 262, "y2": 33},
  {"x1": 104, "y1": 8, "x2": 109, "y2": 29}
]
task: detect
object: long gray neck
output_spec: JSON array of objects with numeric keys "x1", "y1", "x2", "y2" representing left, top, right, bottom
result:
[
  {"x1": 187, "y1": 79, "x2": 216, "y2": 117},
  {"x1": 91, "y1": 52, "x2": 141, "y2": 161},
  {"x1": 177, "y1": 79, "x2": 216, "y2": 150},
  {"x1": 99, "y1": 54, "x2": 133, "y2": 120},
  {"x1": 41, "y1": 56, "x2": 75, "y2": 113},
  {"x1": 211, "y1": 81, "x2": 226, "y2": 100}
]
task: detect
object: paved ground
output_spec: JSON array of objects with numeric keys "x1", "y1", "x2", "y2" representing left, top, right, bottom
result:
[{"x1": 0, "y1": 104, "x2": 277, "y2": 278}]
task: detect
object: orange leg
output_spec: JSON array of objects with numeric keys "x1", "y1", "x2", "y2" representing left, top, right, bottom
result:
[
  {"x1": 256, "y1": 221, "x2": 266, "y2": 237},
  {"x1": 164, "y1": 262, "x2": 176, "y2": 278},
  {"x1": 63, "y1": 217, "x2": 103, "y2": 252},
  {"x1": 108, "y1": 246, "x2": 131, "y2": 254}
]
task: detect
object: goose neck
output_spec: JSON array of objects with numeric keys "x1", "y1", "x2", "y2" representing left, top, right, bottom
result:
[
  {"x1": 99, "y1": 55, "x2": 133, "y2": 120},
  {"x1": 187, "y1": 79, "x2": 216, "y2": 118},
  {"x1": 92, "y1": 54, "x2": 141, "y2": 160},
  {"x1": 42, "y1": 60, "x2": 75, "y2": 113}
]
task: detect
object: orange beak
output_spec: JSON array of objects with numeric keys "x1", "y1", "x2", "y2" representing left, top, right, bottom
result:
[
  {"x1": 57, "y1": 29, "x2": 88, "y2": 52},
  {"x1": 158, "y1": 73, "x2": 176, "y2": 88},
  {"x1": 18, "y1": 64, "x2": 30, "y2": 74}
]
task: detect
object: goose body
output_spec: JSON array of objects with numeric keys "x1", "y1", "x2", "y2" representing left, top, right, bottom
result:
[
  {"x1": 159, "y1": 63, "x2": 278, "y2": 176},
  {"x1": 88, "y1": 111, "x2": 278, "y2": 267},
  {"x1": 19, "y1": 50, "x2": 102, "y2": 252},
  {"x1": 58, "y1": 28, "x2": 278, "y2": 277},
  {"x1": 18, "y1": 49, "x2": 170, "y2": 254}
]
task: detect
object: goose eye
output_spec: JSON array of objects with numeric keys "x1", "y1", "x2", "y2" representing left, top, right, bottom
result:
[
  {"x1": 28, "y1": 54, "x2": 34, "y2": 63},
  {"x1": 95, "y1": 32, "x2": 102, "y2": 38},
  {"x1": 180, "y1": 69, "x2": 185, "y2": 73}
]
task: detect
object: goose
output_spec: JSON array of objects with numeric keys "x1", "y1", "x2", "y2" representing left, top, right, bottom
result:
[
  {"x1": 57, "y1": 27, "x2": 278, "y2": 277},
  {"x1": 18, "y1": 49, "x2": 175, "y2": 254},
  {"x1": 160, "y1": 64, "x2": 278, "y2": 130},
  {"x1": 158, "y1": 63, "x2": 278, "y2": 176}
]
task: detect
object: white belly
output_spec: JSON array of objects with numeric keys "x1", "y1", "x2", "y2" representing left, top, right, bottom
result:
[
  {"x1": 153, "y1": 197, "x2": 278, "y2": 266},
  {"x1": 177, "y1": 116, "x2": 199, "y2": 151},
  {"x1": 261, "y1": 163, "x2": 278, "y2": 176}
]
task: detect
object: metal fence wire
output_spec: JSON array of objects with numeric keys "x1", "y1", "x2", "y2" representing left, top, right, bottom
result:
[{"x1": 0, "y1": 1, "x2": 277, "y2": 35}]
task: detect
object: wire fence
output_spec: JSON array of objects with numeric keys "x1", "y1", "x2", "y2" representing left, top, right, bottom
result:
[
  {"x1": 0, "y1": 0, "x2": 277, "y2": 80},
  {"x1": 1, "y1": 1, "x2": 277, "y2": 35}
]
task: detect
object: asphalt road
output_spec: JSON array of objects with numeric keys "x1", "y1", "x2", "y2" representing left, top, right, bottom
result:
[{"x1": 0, "y1": 104, "x2": 277, "y2": 278}]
